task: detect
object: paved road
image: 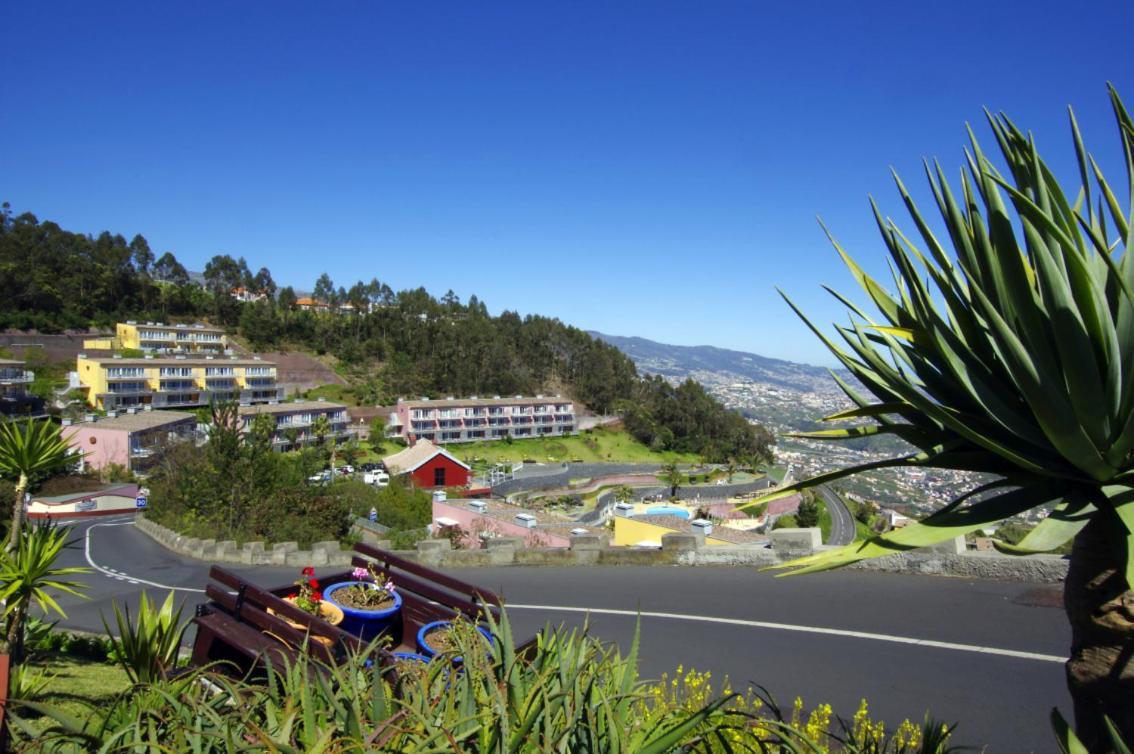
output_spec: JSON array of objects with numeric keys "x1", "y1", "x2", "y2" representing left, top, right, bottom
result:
[
  {"x1": 818, "y1": 485, "x2": 856, "y2": 546},
  {"x1": 54, "y1": 515, "x2": 1069, "y2": 753}
]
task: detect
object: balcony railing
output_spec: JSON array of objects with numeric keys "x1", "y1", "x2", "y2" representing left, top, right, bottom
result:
[{"x1": 0, "y1": 370, "x2": 32, "y2": 383}]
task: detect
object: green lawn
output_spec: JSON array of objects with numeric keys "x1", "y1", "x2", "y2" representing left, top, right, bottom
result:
[
  {"x1": 16, "y1": 655, "x2": 132, "y2": 734},
  {"x1": 448, "y1": 427, "x2": 701, "y2": 467}
]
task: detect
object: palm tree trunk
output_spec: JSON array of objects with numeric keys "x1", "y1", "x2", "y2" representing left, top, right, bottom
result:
[
  {"x1": 1064, "y1": 517, "x2": 1134, "y2": 750},
  {"x1": 6, "y1": 474, "x2": 27, "y2": 552},
  {"x1": 5, "y1": 602, "x2": 26, "y2": 665}
]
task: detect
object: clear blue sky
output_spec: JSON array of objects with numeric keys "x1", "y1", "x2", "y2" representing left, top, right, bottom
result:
[{"x1": 2, "y1": 2, "x2": 1131, "y2": 366}]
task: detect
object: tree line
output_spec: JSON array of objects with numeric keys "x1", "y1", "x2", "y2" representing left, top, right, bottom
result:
[{"x1": 1, "y1": 204, "x2": 773, "y2": 463}]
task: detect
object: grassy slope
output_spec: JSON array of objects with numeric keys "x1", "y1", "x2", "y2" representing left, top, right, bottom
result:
[{"x1": 444, "y1": 426, "x2": 701, "y2": 467}]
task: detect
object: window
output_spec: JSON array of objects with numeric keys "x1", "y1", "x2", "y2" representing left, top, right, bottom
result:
[{"x1": 434, "y1": 466, "x2": 446, "y2": 486}]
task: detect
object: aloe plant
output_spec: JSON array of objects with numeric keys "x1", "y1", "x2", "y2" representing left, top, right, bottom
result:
[
  {"x1": 743, "y1": 85, "x2": 1134, "y2": 746},
  {"x1": 101, "y1": 590, "x2": 189, "y2": 684}
]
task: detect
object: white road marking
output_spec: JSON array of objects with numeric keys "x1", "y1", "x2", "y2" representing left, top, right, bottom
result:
[
  {"x1": 505, "y1": 604, "x2": 1066, "y2": 664},
  {"x1": 84, "y1": 520, "x2": 205, "y2": 594}
]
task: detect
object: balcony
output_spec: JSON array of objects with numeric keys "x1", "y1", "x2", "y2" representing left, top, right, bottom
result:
[
  {"x1": 241, "y1": 387, "x2": 285, "y2": 403},
  {"x1": 0, "y1": 369, "x2": 32, "y2": 384},
  {"x1": 152, "y1": 393, "x2": 201, "y2": 408}
]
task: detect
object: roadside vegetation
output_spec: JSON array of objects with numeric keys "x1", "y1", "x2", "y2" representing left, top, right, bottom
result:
[{"x1": 144, "y1": 402, "x2": 431, "y2": 548}]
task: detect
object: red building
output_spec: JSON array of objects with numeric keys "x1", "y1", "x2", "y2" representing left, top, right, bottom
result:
[{"x1": 383, "y1": 439, "x2": 471, "y2": 488}]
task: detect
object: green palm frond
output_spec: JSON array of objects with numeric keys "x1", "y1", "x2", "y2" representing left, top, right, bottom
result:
[
  {"x1": 0, "y1": 418, "x2": 80, "y2": 479},
  {"x1": 745, "y1": 86, "x2": 1134, "y2": 587}
]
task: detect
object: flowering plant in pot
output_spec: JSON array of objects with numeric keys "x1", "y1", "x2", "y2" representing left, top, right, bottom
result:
[
  {"x1": 276, "y1": 566, "x2": 344, "y2": 628},
  {"x1": 323, "y1": 563, "x2": 402, "y2": 641}
]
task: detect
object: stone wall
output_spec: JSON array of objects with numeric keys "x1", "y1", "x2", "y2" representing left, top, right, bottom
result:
[
  {"x1": 134, "y1": 514, "x2": 355, "y2": 567},
  {"x1": 135, "y1": 516, "x2": 1068, "y2": 584}
]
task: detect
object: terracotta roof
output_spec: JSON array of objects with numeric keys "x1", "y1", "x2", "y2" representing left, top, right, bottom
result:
[{"x1": 383, "y1": 439, "x2": 470, "y2": 475}]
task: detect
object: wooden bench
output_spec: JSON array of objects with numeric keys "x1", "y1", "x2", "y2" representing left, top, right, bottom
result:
[{"x1": 192, "y1": 565, "x2": 379, "y2": 677}]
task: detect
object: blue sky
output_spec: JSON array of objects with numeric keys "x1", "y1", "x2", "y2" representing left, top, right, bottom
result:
[{"x1": 2, "y1": 2, "x2": 1131, "y2": 366}]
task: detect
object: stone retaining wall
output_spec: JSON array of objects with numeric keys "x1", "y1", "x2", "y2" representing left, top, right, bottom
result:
[{"x1": 136, "y1": 516, "x2": 1068, "y2": 584}]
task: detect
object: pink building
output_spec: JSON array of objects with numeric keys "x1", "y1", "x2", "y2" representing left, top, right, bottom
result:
[
  {"x1": 386, "y1": 395, "x2": 576, "y2": 444},
  {"x1": 65, "y1": 409, "x2": 197, "y2": 474}
]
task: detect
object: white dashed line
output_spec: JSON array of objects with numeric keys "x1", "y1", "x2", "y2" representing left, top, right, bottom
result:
[
  {"x1": 505, "y1": 604, "x2": 1065, "y2": 663},
  {"x1": 84, "y1": 520, "x2": 205, "y2": 594}
]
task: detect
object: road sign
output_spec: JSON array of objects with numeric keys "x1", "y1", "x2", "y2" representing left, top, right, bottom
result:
[
  {"x1": 136, "y1": 496, "x2": 148, "y2": 509},
  {"x1": 369, "y1": 507, "x2": 378, "y2": 523}
]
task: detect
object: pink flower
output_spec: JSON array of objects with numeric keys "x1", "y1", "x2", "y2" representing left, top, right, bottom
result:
[
  {"x1": 384, "y1": 580, "x2": 396, "y2": 594},
  {"x1": 352, "y1": 567, "x2": 369, "y2": 581}
]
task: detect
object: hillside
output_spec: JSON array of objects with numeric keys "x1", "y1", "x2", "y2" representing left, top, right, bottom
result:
[
  {"x1": 590, "y1": 333, "x2": 838, "y2": 393},
  {"x1": 1, "y1": 205, "x2": 773, "y2": 464}
]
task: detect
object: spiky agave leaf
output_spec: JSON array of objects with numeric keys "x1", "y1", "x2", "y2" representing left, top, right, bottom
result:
[{"x1": 751, "y1": 86, "x2": 1134, "y2": 586}]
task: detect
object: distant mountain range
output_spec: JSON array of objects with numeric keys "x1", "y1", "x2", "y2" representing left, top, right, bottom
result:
[{"x1": 589, "y1": 332, "x2": 840, "y2": 393}]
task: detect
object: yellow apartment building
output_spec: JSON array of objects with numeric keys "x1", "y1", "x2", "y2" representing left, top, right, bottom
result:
[
  {"x1": 76, "y1": 354, "x2": 282, "y2": 411},
  {"x1": 116, "y1": 321, "x2": 227, "y2": 352},
  {"x1": 83, "y1": 321, "x2": 228, "y2": 353}
]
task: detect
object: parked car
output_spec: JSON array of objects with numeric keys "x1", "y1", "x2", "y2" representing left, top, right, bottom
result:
[
  {"x1": 307, "y1": 470, "x2": 332, "y2": 484},
  {"x1": 364, "y1": 470, "x2": 390, "y2": 487},
  {"x1": 338, "y1": 464, "x2": 355, "y2": 475},
  {"x1": 360, "y1": 462, "x2": 381, "y2": 472}
]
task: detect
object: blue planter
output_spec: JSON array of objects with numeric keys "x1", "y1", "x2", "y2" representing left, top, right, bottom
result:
[
  {"x1": 416, "y1": 620, "x2": 494, "y2": 663},
  {"x1": 324, "y1": 581, "x2": 402, "y2": 642}
]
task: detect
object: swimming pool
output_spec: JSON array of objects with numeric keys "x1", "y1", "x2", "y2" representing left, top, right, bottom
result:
[{"x1": 645, "y1": 506, "x2": 691, "y2": 519}]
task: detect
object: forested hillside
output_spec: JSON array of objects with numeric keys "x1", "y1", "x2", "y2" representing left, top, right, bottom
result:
[{"x1": 0, "y1": 204, "x2": 773, "y2": 463}]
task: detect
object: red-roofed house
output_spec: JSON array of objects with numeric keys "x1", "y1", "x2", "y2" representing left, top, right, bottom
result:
[{"x1": 383, "y1": 439, "x2": 471, "y2": 488}]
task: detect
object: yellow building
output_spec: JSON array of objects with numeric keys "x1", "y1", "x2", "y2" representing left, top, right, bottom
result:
[
  {"x1": 76, "y1": 354, "x2": 281, "y2": 411},
  {"x1": 116, "y1": 321, "x2": 227, "y2": 353},
  {"x1": 613, "y1": 514, "x2": 765, "y2": 547}
]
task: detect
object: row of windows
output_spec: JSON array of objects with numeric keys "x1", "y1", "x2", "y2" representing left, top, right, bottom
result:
[{"x1": 410, "y1": 404, "x2": 573, "y2": 419}]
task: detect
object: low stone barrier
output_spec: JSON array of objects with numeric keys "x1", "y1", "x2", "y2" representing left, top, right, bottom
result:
[
  {"x1": 134, "y1": 515, "x2": 354, "y2": 567},
  {"x1": 135, "y1": 516, "x2": 1067, "y2": 584}
]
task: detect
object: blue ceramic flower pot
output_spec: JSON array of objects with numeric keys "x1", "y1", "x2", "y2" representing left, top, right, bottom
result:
[
  {"x1": 416, "y1": 620, "x2": 494, "y2": 663},
  {"x1": 324, "y1": 581, "x2": 402, "y2": 641}
]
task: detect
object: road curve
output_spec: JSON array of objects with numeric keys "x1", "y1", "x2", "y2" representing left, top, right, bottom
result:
[
  {"x1": 818, "y1": 485, "x2": 856, "y2": 546},
  {"x1": 53, "y1": 514, "x2": 1068, "y2": 753}
]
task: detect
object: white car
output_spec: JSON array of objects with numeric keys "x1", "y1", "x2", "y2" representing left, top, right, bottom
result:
[
  {"x1": 364, "y1": 470, "x2": 390, "y2": 487},
  {"x1": 307, "y1": 470, "x2": 331, "y2": 484}
]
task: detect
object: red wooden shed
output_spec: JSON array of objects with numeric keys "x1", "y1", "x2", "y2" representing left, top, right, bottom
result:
[{"x1": 382, "y1": 439, "x2": 471, "y2": 489}]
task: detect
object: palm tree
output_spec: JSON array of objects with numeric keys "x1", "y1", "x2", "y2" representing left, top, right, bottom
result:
[
  {"x1": 746, "y1": 87, "x2": 1134, "y2": 746},
  {"x1": 1, "y1": 522, "x2": 89, "y2": 662},
  {"x1": 0, "y1": 419, "x2": 77, "y2": 552},
  {"x1": 311, "y1": 414, "x2": 335, "y2": 476},
  {"x1": 659, "y1": 462, "x2": 683, "y2": 500}
]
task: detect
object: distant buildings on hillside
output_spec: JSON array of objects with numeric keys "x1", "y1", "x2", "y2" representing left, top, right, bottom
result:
[{"x1": 238, "y1": 400, "x2": 352, "y2": 450}]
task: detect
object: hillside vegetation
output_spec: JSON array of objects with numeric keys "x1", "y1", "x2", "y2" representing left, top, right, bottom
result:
[{"x1": 1, "y1": 204, "x2": 772, "y2": 464}]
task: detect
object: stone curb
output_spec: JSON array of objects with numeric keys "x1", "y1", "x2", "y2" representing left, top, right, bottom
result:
[{"x1": 134, "y1": 516, "x2": 1067, "y2": 584}]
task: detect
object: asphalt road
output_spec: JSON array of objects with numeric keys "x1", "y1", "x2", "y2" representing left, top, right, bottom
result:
[
  {"x1": 54, "y1": 514, "x2": 1069, "y2": 753},
  {"x1": 818, "y1": 485, "x2": 856, "y2": 546}
]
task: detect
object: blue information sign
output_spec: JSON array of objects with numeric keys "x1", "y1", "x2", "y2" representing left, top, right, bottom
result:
[{"x1": 136, "y1": 496, "x2": 148, "y2": 508}]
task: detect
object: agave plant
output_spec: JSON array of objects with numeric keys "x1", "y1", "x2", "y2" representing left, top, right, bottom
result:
[
  {"x1": 743, "y1": 86, "x2": 1134, "y2": 747},
  {"x1": 101, "y1": 591, "x2": 189, "y2": 684}
]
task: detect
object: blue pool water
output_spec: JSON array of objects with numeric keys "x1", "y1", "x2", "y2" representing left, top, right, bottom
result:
[{"x1": 645, "y1": 506, "x2": 691, "y2": 519}]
